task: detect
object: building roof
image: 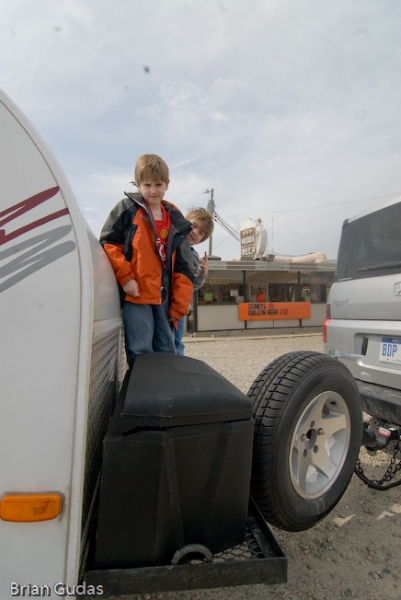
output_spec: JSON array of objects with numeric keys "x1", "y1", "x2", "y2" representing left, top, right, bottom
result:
[{"x1": 208, "y1": 258, "x2": 336, "y2": 273}]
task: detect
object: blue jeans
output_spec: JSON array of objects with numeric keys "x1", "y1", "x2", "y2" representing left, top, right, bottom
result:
[
  {"x1": 123, "y1": 302, "x2": 176, "y2": 365},
  {"x1": 174, "y1": 316, "x2": 185, "y2": 355}
]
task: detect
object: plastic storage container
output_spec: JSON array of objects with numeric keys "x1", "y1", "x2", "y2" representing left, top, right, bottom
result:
[{"x1": 94, "y1": 353, "x2": 254, "y2": 569}]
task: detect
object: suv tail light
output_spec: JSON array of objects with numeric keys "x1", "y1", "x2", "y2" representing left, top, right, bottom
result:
[{"x1": 323, "y1": 304, "x2": 331, "y2": 343}]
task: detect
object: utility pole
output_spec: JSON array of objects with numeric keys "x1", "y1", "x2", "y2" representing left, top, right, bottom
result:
[{"x1": 204, "y1": 188, "x2": 215, "y2": 256}]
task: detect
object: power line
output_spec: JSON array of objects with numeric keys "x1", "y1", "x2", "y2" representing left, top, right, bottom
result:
[
  {"x1": 213, "y1": 212, "x2": 240, "y2": 242},
  {"x1": 212, "y1": 233, "x2": 233, "y2": 251},
  {"x1": 220, "y1": 192, "x2": 401, "y2": 217}
]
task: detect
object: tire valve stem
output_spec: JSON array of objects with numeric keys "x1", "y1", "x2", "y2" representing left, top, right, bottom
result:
[{"x1": 317, "y1": 428, "x2": 324, "y2": 435}]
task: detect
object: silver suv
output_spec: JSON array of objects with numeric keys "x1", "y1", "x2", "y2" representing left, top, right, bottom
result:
[{"x1": 323, "y1": 197, "x2": 401, "y2": 424}]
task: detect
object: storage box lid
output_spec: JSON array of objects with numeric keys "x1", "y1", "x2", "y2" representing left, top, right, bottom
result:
[{"x1": 121, "y1": 353, "x2": 252, "y2": 431}]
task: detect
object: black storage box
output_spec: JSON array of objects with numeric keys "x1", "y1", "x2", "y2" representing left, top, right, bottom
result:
[{"x1": 94, "y1": 353, "x2": 254, "y2": 569}]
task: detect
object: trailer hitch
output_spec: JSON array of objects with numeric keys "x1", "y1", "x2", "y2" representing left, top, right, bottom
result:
[
  {"x1": 355, "y1": 422, "x2": 401, "y2": 490},
  {"x1": 361, "y1": 421, "x2": 401, "y2": 452}
]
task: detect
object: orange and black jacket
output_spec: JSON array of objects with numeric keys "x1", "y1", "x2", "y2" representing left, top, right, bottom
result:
[{"x1": 100, "y1": 192, "x2": 194, "y2": 322}]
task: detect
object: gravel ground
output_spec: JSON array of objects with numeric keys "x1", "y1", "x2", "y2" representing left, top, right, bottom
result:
[{"x1": 106, "y1": 334, "x2": 401, "y2": 600}]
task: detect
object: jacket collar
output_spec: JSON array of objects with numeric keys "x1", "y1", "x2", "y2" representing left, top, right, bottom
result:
[{"x1": 124, "y1": 192, "x2": 192, "y2": 236}]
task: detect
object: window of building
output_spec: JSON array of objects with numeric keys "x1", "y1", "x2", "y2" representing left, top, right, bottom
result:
[
  {"x1": 197, "y1": 267, "x2": 334, "y2": 305},
  {"x1": 199, "y1": 270, "x2": 244, "y2": 304}
]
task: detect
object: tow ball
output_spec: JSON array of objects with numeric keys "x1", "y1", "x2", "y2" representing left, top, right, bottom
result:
[{"x1": 362, "y1": 421, "x2": 401, "y2": 453}]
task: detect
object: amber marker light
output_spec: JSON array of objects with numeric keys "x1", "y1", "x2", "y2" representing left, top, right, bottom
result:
[{"x1": 0, "y1": 493, "x2": 61, "y2": 522}]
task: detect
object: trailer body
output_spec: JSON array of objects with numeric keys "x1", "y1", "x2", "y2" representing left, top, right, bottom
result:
[{"x1": 0, "y1": 89, "x2": 126, "y2": 596}]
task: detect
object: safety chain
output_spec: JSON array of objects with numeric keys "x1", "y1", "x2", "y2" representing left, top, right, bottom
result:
[{"x1": 354, "y1": 440, "x2": 401, "y2": 490}]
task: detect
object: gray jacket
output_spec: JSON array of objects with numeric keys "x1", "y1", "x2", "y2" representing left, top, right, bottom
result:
[{"x1": 189, "y1": 247, "x2": 206, "y2": 291}]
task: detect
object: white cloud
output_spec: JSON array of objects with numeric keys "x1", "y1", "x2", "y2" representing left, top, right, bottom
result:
[{"x1": 1, "y1": 0, "x2": 401, "y2": 258}]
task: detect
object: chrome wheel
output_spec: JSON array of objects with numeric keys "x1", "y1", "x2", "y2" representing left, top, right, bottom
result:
[{"x1": 290, "y1": 391, "x2": 351, "y2": 499}]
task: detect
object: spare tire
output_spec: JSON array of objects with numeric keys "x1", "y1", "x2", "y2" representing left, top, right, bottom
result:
[{"x1": 249, "y1": 351, "x2": 362, "y2": 531}]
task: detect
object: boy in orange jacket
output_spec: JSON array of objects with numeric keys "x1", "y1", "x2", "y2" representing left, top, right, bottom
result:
[{"x1": 100, "y1": 154, "x2": 193, "y2": 365}]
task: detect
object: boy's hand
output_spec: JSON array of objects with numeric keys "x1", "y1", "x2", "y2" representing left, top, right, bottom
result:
[
  {"x1": 123, "y1": 278, "x2": 140, "y2": 297},
  {"x1": 199, "y1": 252, "x2": 208, "y2": 276},
  {"x1": 169, "y1": 315, "x2": 179, "y2": 330}
]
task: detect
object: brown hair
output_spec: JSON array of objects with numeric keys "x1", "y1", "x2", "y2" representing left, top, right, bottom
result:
[
  {"x1": 186, "y1": 207, "x2": 214, "y2": 242},
  {"x1": 134, "y1": 154, "x2": 169, "y2": 185}
]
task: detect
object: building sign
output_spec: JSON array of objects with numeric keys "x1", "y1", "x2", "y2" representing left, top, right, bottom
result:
[
  {"x1": 208, "y1": 277, "x2": 229, "y2": 284},
  {"x1": 238, "y1": 302, "x2": 311, "y2": 321},
  {"x1": 239, "y1": 217, "x2": 268, "y2": 259},
  {"x1": 240, "y1": 227, "x2": 257, "y2": 258}
]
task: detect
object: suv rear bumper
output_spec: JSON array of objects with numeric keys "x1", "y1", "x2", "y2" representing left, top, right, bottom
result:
[{"x1": 357, "y1": 380, "x2": 401, "y2": 425}]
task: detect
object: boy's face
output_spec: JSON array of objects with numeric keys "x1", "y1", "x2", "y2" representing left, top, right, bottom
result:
[
  {"x1": 187, "y1": 219, "x2": 206, "y2": 245},
  {"x1": 136, "y1": 178, "x2": 169, "y2": 207}
]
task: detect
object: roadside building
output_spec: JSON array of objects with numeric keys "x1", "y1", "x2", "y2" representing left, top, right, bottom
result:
[{"x1": 188, "y1": 255, "x2": 336, "y2": 335}]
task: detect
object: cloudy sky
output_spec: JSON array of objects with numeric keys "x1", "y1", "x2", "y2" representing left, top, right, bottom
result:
[{"x1": 2, "y1": 0, "x2": 401, "y2": 260}]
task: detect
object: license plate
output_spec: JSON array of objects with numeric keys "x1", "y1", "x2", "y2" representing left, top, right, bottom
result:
[{"x1": 379, "y1": 337, "x2": 401, "y2": 364}]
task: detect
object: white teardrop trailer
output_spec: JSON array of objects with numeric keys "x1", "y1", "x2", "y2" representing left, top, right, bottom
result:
[{"x1": 0, "y1": 89, "x2": 366, "y2": 599}]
